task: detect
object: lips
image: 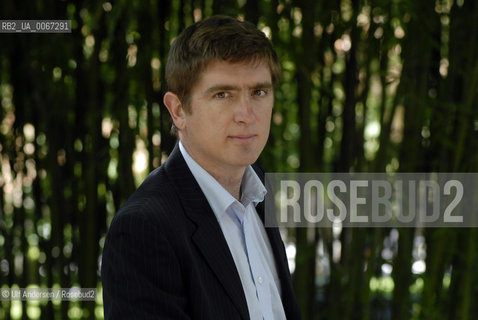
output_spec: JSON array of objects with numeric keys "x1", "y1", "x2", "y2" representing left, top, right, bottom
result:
[{"x1": 228, "y1": 134, "x2": 257, "y2": 142}]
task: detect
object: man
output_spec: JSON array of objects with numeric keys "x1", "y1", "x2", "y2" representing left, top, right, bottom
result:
[{"x1": 101, "y1": 15, "x2": 301, "y2": 320}]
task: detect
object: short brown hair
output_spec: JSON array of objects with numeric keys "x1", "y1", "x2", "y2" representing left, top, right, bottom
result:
[{"x1": 165, "y1": 15, "x2": 281, "y2": 111}]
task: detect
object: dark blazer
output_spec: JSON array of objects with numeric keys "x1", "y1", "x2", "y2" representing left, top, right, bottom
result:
[{"x1": 101, "y1": 144, "x2": 301, "y2": 320}]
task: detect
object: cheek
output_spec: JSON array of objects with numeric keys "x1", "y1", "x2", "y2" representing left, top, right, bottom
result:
[
  {"x1": 258, "y1": 106, "x2": 273, "y2": 127},
  {"x1": 194, "y1": 113, "x2": 229, "y2": 137}
]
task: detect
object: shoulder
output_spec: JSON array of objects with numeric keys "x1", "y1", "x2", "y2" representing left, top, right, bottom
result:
[{"x1": 108, "y1": 164, "x2": 184, "y2": 236}]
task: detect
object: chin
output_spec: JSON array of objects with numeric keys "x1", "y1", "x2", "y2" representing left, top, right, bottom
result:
[{"x1": 231, "y1": 154, "x2": 260, "y2": 167}]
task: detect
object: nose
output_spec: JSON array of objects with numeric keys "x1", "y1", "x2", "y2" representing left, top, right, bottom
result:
[{"x1": 234, "y1": 94, "x2": 254, "y2": 124}]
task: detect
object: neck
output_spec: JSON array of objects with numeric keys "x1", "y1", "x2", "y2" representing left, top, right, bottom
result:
[
  {"x1": 209, "y1": 168, "x2": 244, "y2": 201},
  {"x1": 180, "y1": 141, "x2": 245, "y2": 201}
]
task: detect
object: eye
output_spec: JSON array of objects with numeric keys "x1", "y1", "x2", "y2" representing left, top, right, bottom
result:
[
  {"x1": 214, "y1": 92, "x2": 230, "y2": 99},
  {"x1": 253, "y1": 89, "x2": 268, "y2": 97}
]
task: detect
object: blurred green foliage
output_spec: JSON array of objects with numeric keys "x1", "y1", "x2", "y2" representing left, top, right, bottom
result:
[{"x1": 1, "y1": 0, "x2": 478, "y2": 319}]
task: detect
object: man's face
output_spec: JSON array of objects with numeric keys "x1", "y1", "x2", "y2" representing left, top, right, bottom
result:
[{"x1": 179, "y1": 60, "x2": 274, "y2": 174}]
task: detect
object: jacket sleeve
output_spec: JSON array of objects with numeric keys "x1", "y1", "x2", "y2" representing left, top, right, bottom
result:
[{"x1": 101, "y1": 208, "x2": 191, "y2": 320}]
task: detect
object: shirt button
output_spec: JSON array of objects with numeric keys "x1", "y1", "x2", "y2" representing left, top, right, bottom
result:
[{"x1": 257, "y1": 276, "x2": 263, "y2": 284}]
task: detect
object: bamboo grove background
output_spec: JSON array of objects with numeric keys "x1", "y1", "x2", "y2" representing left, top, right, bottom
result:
[{"x1": 1, "y1": 0, "x2": 478, "y2": 319}]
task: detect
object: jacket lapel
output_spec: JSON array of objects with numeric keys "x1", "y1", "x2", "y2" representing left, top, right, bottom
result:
[{"x1": 164, "y1": 145, "x2": 250, "y2": 320}]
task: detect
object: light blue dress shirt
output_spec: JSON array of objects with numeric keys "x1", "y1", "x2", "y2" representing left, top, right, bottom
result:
[{"x1": 179, "y1": 142, "x2": 286, "y2": 320}]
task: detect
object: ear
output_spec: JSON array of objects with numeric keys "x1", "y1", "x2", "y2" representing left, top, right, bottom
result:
[{"x1": 163, "y1": 92, "x2": 186, "y2": 130}]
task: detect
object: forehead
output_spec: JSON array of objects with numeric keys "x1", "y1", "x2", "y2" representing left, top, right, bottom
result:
[{"x1": 193, "y1": 59, "x2": 272, "y2": 91}]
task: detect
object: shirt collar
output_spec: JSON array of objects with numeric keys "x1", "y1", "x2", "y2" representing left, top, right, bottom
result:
[
  {"x1": 179, "y1": 141, "x2": 266, "y2": 219},
  {"x1": 240, "y1": 165, "x2": 267, "y2": 206}
]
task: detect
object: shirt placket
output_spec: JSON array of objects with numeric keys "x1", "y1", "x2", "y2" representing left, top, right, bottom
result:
[{"x1": 241, "y1": 205, "x2": 274, "y2": 320}]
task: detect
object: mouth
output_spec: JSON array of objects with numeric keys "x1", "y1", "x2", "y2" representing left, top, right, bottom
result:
[{"x1": 228, "y1": 134, "x2": 257, "y2": 143}]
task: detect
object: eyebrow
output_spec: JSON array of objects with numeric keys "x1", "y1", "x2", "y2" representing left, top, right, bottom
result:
[{"x1": 203, "y1": 82, "x2": 273, "y2": 96}]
